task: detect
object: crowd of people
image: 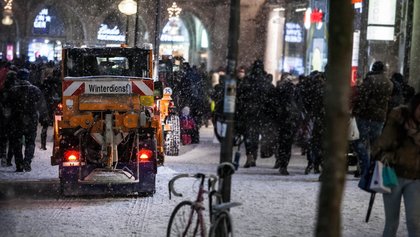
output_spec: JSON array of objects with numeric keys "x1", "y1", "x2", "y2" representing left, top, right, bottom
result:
[
  {"x1": 211, "y1": 59, "x2": 419, "y2": 237},
  {"x1": 0, "y1": 60, "x2": 61, "y2": 172},
  {"x1": 210, "y1": 60, "x2": 327, "y2": 175}
]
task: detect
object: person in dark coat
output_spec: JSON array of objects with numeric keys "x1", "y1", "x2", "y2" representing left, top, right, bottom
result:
[
  {"x1": 6, "y1": 69, "x2": 48, "y2": 172},
  {"x1": 272, "y1": 74, "x2": 301, "y2": 175},
  {"x1": 294, "y1": 75, "x2": 314, "y2": 174},
  {"x1": 391, "y1": 72, "x2": 415, "y2": 105},
  {"x1": 259, "y1": 73, "x2": 276, "y2": 159},
  {"x1": 352, "y1": 61, "x2": 393, "y2": 185},
  {"x1": 0, "y1": 70, "x2": 17, "y2": 167},
  {"x1": 388, "y1": 72, "x2": 404, "y2": 113},
  {"x1": 39, "y1": 65, "x2": 60, "y2": 150},
  {"x1": 301, "y1": 71, "x2": 327, "y2": 174},
  {"x1": 236, "y1": 60, "x2": 267, "y2": 168}
]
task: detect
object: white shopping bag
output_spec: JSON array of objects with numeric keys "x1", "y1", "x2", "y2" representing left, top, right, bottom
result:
[
  {"x1": 348, "y1": 117, "x2": 360, "y2": 141},
  {"x1": 369, "y1": 161, "x2": 391, "y2": 193}
]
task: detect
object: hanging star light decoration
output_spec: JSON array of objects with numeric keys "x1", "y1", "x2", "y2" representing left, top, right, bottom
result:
[
  {"x1": 167, "y1": 2, "x2": 182, "y2": 19},
  {"x1": 3, "y1": 0, "x2": 13, "y2": 11},
  {"x1": 2, "y1": 0, "x2": 13, "y2": 25}
]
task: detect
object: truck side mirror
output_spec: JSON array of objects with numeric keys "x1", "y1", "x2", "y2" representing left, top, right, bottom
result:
[{"x1": 154, "y1": 81, "x2": 163, "y2": 99}]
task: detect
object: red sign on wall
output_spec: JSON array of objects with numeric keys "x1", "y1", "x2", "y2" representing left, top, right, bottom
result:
[
  {"x1": 310, "y1": 9, "x2": 323, "y2": 23},
  {"x1": 352, "y1": 0, "x2": 362, "y2": 3},
  {"x1": 351, "y1": 66, "x2": 358, "y2": 86}
]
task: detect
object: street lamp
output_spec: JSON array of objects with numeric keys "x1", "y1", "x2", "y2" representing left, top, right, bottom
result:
[
  {"x1": 118, "y1": 0, "x2": 137, "y2": 45},
  {"x1": 2, "y1": 14, "x2": 12, "y2": 25}
]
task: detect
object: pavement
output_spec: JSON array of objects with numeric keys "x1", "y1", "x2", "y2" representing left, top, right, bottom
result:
[{"x1": 0, "y1": 124, "x2": 359, "y2": 200}]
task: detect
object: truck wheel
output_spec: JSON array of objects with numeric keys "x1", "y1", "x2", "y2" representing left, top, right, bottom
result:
[{"x1": 165, "y1": 115, "x2": 180, "y2": 156}]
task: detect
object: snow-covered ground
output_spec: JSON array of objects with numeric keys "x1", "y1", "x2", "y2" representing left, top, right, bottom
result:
[{"x1": 0, "y1": 126, "x2": 409, "y2": 237}]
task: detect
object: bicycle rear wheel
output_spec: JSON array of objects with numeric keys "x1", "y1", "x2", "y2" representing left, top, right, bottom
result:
[
  {"x1": 167, "y1": 200, "x2": 203, "y2": 237},
  {"x1": 208, "y1": 211, "x2": 233, "y2": 237}
]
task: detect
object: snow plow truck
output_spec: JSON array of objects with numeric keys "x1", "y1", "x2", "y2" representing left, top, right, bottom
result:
[{"x1": 51, "y1": 45, "x2": 167, "y2": 196}]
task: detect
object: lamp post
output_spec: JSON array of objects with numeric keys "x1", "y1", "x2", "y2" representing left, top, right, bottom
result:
[{"x1": 118, "y1": 0, "x2": 137, "y2": 45}]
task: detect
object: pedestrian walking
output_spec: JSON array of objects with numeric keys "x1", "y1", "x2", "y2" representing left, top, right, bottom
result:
[
  {"x1": 352, "y1": 61, "x2": 393, "y2": 188},
  {"x1": 371, "y1": 93, "x2": 420, "y2": 237},
  {"x1": 39, "y1": 63, "x2": 60, "y2": 150},
  {"x1": 236, "y1": 60, "x2": 267, "y2": 168},
  {"x1": 6, "y1": 69, "x2": 48, "y2": 172},
  {"x1": 301, "y1": 71, "x2": 326, "y2": 174},
  {"x1": 0, "y1": 69, "x2": 17, "y2": 167},
  {"x1": 272, "y1": 74, "x2": 300, "y2": 175}
]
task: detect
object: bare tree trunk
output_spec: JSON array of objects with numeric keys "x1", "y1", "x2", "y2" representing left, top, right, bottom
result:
[{"x1": 315, "y1": 1, "x2": 354, "y2": 237}]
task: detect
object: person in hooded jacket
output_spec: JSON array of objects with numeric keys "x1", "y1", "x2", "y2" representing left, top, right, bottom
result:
[{"x1": 6, "y1": 69, "x2": 48, "y2": 172}]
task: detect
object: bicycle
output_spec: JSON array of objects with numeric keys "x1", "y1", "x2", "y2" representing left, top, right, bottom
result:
[{"x1": 167, "y1": 162, "x2": 241, "y2": 237}]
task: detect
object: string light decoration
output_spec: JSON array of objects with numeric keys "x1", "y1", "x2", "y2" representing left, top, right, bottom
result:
[
  {"x1": 167, "y1": 2, "x2": 182, "y2": 19},
  {"x1": 2, "y1": 0, "x2": 14, "y2": 25}
]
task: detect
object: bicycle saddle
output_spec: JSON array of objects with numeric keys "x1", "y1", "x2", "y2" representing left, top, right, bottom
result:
[{"x1": 217, "y1": 162, "x2": 236, "y2": 178}]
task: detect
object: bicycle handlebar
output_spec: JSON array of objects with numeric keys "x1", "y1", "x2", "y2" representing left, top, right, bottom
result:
[
  {"x1": 168, "y1": 173, "x2": 218, "y2": 200},
  {"x1": 168, "y1": 174, "x2": 189, "y2": 200}
]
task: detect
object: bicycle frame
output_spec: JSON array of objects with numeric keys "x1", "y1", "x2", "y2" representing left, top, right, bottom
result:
[
  {"x1": 186, "y1": 174, "x2": 206, "y2": 237},
  {"x1": 168, "y1": 163, "x2": 239, "y2": 237},
  {"x1": 168, "y1": 173, "x2": 217, "y2": 237}
]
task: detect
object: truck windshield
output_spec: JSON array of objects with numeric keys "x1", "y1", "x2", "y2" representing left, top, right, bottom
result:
[{"x1": 64, "y1": 48, "x2": 151, "y2": 78}]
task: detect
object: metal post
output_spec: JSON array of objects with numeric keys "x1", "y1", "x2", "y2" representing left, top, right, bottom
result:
[
  {"x1": 220, "y1": 0, "x2": 240, "y2": 204},
  {"x1": 357, "y1": 0, "x2": 369, "y2": 80},
  {"x1": 403, "y1": 0, "x2": 414, "y2": 80},
  {"x1": 409, "y1": 0, "x2": 420, "y2": 90},
  {"x1": 134, "y1": 0, "x2": 140, "y2": 47},
  {"x1": 125, "y1": 15, "x2": 129, "y2": 45},
  {"x1": 154, "y1": 0, "x2": 161, "y2": 72}
]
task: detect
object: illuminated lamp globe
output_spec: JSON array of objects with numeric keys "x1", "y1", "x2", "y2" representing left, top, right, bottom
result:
[
  {"x1": 118, "y1": 0, "x2": 137, "y2": 15},
  {"x1": 2, "y1": 15, "x2": 13, "y2": 25}
]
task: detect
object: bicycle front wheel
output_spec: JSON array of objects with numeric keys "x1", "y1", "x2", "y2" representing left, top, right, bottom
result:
[
  {"x1": 208, "y1": 211, "x2": 233, "y2": 237},
  {"x1": 167, "y1": 200, "x2": 204, "y2": 237}
]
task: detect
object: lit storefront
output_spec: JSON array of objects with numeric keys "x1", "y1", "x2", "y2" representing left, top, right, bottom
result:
[
  {"x1": 28, "y1": 8, "x2": 64, "y2": 62},
  {"x1": 160, "y1": 17, "x2": 190, "y2": 62},
  {"x1": 96, "y1": 14, "x2": 126, "y2": 47}
]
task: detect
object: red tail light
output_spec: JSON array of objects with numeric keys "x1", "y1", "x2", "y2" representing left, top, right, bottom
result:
[
  {"x1": 64, "y1": 150, "x2": 80, "y2": 161},
  {"x1": 137, "y1": 149, "x2": 153, "y2": 162}
]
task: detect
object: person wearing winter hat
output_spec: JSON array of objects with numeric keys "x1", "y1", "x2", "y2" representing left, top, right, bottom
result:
[
  {"x1": 17, "y1": 68, "x2": 30, "y2": 81},
  {"x1": 5, "y1": 69, "x2": 48, "y2": 172}
]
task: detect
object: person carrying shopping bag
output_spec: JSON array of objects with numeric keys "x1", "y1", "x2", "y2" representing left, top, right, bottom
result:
[{"x1": 371, "y1": 93, "x2": 420, "y2": 237}]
